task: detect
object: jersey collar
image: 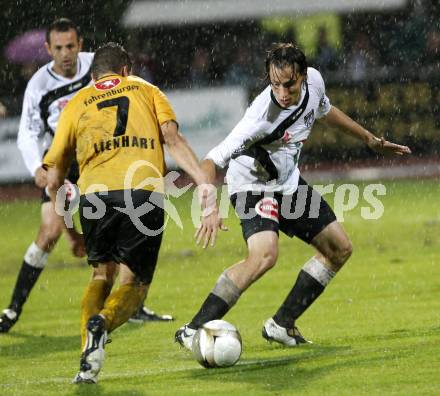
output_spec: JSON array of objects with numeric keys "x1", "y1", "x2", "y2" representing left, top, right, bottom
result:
[{"x1": 95, "y1": 73, "x2": 122, "y2": 82}]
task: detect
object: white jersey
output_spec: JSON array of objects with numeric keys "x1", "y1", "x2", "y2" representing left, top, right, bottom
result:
[
  {"x1": 207, "y1": 67, "x2": 332, "y2": 195},
  {"x1": 17, "y1": 52, "x2": 94, "y2": 176}
]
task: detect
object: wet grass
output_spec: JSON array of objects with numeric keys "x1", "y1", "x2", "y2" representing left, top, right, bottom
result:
[{"x1": 0, "y1": 179, "x2": 439, "y2": 395}]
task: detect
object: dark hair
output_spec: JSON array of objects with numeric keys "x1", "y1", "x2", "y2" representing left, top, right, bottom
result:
[
  {"x1": 46, "y1": 18, "x2": 80, "y2": 44},
  {"x1": 265, "y1": 43, "x2": 308, "y2": 80},
  {"x1": 91, "y1": 42, "x2": 132, "y2": 78}
]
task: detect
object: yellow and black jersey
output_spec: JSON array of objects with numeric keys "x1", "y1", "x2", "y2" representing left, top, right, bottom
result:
[{"x1": 43, "y1": 74, "x2": 176, "y2": 194}]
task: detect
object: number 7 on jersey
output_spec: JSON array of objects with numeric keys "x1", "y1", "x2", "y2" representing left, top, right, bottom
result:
[{"x1": 97, "y1": 96, "x2": 130, "y2": 137}]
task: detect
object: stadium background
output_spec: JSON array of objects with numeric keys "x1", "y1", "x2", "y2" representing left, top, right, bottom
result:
[
  {"x1": 1, "y1": 0, "x2": 439, "y2": 186},
  {"x1": 0, "y1": 1, "x2": 440, "y2": 395}
]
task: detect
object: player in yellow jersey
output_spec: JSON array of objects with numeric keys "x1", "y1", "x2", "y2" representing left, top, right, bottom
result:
[{"x1": 43, "y1": 42, "x2": 223, "y2": 384}]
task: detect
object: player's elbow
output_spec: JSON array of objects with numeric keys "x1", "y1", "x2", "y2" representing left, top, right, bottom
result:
[
  {"x1": 161, "y1": 120, "x2": 181, "y2": 148},
  {"x1": 164, "y1": 134, "x2": 181, "y2": 148}
]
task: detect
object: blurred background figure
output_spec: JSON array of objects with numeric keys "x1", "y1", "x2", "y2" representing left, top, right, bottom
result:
[
  {"x1": 314, "y1": 26, "x2": 339, "y2": 73},
  {"x1": 346, "y1": 32, "x2": 377, "y2": 83},
  {"x1": 0, "y1": 0, "x2": 438, "y2": 168},
  {"x1": 189, "y1": 47, "x2": 212, "y2": 87},
  {"x1": 131, "y1": 52, "x2": 155, "y2": 83},
  {"x1": 224, "y1": 48, "x2": 253, "y2": 87}
]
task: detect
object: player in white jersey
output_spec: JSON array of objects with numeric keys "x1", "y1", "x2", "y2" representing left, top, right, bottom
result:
[
  {"x1": 0, "y1": 19, "x2": 171, "y2": 333},
  {"x1": 176, "y1": 43, "x2": 411, "y2": 348}
]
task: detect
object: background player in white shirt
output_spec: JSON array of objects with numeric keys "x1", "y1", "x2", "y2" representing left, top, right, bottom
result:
[
  {"x1": 0, "y1": 19, "x2": 171, "y2": 333},
  {"x1": 176, "y1": 43, "x2": 411, "y2": 348}
]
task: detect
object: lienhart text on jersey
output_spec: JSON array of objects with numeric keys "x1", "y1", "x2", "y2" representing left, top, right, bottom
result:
[{"x1": 94, "y1": 135, "x2": 155, "y2": 154}]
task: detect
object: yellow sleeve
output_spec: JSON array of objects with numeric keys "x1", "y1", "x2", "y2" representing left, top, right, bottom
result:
[
  {"x1": 43, "y1": 103, "x2": 77, "y2": 173},
  {"x1": 153, "y1": 86, "x2": 177, "y2": 125}
]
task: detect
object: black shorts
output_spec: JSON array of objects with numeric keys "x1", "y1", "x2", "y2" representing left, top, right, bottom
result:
[
  {"x1": 41, "y1": 160, "x2": 79, "y2": 203},
  {"x1": 79, "y1": 189, "x2": 164, "y2": 284},
  {"x1": 230, "y1": 177, "x2": 337, "y2": 244}
]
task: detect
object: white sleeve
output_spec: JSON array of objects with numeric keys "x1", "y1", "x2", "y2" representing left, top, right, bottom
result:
[
  {"x1": 206, "y1": 111, "x2": 270, "y2": 168},
  {"x1": 314, "y1": 71, "x2": 332, "y2": 119},
  {"x1": 17, "y1": 84, "x2": 44, "y2": 176}
]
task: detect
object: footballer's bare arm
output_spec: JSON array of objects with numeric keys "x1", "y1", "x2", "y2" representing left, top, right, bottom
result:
[
  {"x1": 161, "y1": 120, "x2": 209, "y2": 186},
  {"x1": 321, "y1": 106, "x2": 411, "y2": 156},
  {"x1": 161, "y1": 121, "x2": 226, "y2": 247},
  {"x1": 34, "y1": 166, "x2": 48, "y2": 188},
  {"x1": 200, "y1": 158, "x2": 217, "y2": 184},
  {"x1": 46, "y1": 166, "x2": 65, "y2": 203}
]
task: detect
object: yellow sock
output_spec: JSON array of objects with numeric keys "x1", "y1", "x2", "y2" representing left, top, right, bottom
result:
[
  {"x1": 100, "y1": 284, "x2": 145, "y2": 333},
  {"x1": 80, "y1": 279, "x2": 112, "y2": 350}
]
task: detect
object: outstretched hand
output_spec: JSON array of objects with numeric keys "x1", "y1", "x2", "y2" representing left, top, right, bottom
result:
[
  {"x1": 34, "y1": 166, "x2": 48, "y2": 188},
  {"x1": 195, "y1": 209, "x2": 228, "y2": 248},
  {"x1": 367, "y1": 137, "x2": 412, "y2": 156},
  {"x1": 194, "y1": 183, "x2": 228, "y2": 248},
  {"x1": 65, "y1": 229, "x2": 87, "y2": 258}
]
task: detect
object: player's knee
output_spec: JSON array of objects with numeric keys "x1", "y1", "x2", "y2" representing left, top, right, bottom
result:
[
  {"x1": 262, "y1": 249, "x2": 278, "y2": 270},
  {"x1": 102, "y1": 270, "x2": 117, "y2": 285},
  {"x1": 249, "y1": 246, "x2": 278, "y2": 274},
  {"x1": 39, "y1": 222, "x2": 63, "y2": 245},
  {"x1": 92, "y1": 263, "x2": 118, "y2": 284},
  {"x1": 333, "y1": 239, "x2": 353, "y2": 266}
]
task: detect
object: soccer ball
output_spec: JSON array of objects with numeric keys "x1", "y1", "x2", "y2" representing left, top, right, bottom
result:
[{"x1": 191, "y1": 320, "x2": 242, "y2": 368}]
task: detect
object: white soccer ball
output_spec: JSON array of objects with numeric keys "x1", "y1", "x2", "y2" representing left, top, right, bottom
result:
[{"x1": 191, "y1": 320, "x2": 242, "y2": 368}]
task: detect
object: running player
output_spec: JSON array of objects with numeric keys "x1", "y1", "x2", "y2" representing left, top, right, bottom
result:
[
  {"x1": 43, "y1": 42, "x2": 220, "y2": 383},
  {"x1": 176, "y1": 43, "x2": 411, "y2": 349},
  {"x1": 0, "y1": 19, "x2": 172, "y2": 333}
]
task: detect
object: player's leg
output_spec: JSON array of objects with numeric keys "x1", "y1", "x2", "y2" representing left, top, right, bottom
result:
[
  {"x1": 266, "y1": 179, "x2": 352, "y2": 346},
  {"x1": 75, "y1": 262, "x2": 117, "y2": 384},
  {"x1": 129, "y1": 255, "x2": 173, "y2": 322},
  {"x1": 195, "y1": 230, "x2": 278, "y2": 321},
  {"x1": 176, "y1": 231, "x2": 278, "y2": 350},
  {"x1": 80, "y1": 263, "x2": 117, "y2": 350},
  {"x1": 74, "y1": 263, "x2": 148, "y2": 384},
  {"x1": 75, "y1": 189, "x2": 164, "y2": 383},
  {"x1": 75, "y1": 191, "x2": 117, "y2": 384},
  {"x1": 120, "y1": 189, "x2": 172, "y2": 323},
  {"x1": 176, "y1": 191, "x2": 281, "y2": 350},
  {"x1": 63, "y1": 162, "x2": 86, "y2": 258},
  {"x1": 0, "y1": 201, "x2": 64, "y2": 332},
  {"x1": 267, "y1": 221, "x2": 352, "y2": 343},
  {"x1": 100, "y1": 264, "x2": 148, "y2": 333}
]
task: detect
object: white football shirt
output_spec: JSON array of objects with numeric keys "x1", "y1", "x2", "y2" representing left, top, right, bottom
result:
[
  {"x1": 207, "y1": 67, "x2": 331, "y2": 195},
  {"x1": 17, "y1": 52, "x2": 93, "y2": 176}
]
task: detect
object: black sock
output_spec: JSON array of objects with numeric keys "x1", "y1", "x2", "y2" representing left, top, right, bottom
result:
[
  {"x1": 8, "y1": 261, "x2": 44, "y2": 315},
  {"x1": 189, "y1": 293, "x2": 230, "y2": 329},
  {"x1": 273, "y1": 270, "x2": 325, "y2": 329}
]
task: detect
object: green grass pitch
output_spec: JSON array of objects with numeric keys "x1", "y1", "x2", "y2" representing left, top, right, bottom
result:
[{"x1": 0, "y1": 179, "x2": 439, "y2": 395}]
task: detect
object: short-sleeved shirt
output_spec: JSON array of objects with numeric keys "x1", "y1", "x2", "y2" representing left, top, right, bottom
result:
[
  {"x1": 206, "y1": 67, "x2": 331, "y2": 196},
  {"x1": 43, "y1": 74, "x2": 176, "y2": 194},
  {"x1": 17, "y1": 52, "x2": 94, "y2": 176}
]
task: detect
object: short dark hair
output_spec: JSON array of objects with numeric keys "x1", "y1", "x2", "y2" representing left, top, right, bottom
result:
[
  {"x1": 265, "y1": 43, "x2": 308, "y2": 80},
  {"x1": 91, "y1": 42, "x2": 132, "y2": 78},
  {"x1": 46, "y1": 18, "x2": 80, "y2": 44}
]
